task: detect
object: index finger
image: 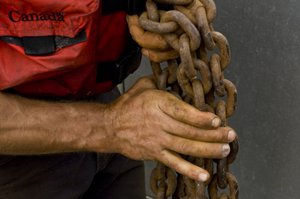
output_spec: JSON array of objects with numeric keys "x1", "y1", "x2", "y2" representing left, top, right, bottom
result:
[
  {"x1": 142, "y1": 48, "x2": 179, "y2": 63},
  {"x1": 159, "y1": 150, "x2": 210, "y2": 182},
  {"x1": 160, "y1": 94, "x2": 221, "y2": 128}
]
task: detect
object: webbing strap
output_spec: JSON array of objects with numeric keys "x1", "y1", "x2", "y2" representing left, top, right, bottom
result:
[
  {"x1": 96, "y1": 39, "x2": 142, "y2": 84},
  {"x1": 102, "y1": 0, "x2": 146, "y2": 15},
  {"x1": 0, "y1": 30, "x2": 87, "y2": 56}
]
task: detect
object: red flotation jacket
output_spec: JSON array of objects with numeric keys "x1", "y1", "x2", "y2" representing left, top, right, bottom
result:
[{"x1": 0, "y1": 0, "x2": 142, "y2": 98}]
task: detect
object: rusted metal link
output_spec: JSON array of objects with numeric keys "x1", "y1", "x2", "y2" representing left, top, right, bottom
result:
[
  {"x1": 216, "y1": 100, "x2": 227, "y2": 127},
  {"x1": 217, "y1": 158, "x2": 229, "y2": 189},
  {"x1": 219, "y1": 193, "x2": 230, "y2": 199},
  {"x1": 156, "y1": 182, "x2": 167, "y2": 199},
  {"x1": 171, "y1": 83, "x2": 183, "y2": 98},
  {"x1": 165, "y1": 167, "x2": 176, "y2": 197},
  {"x1": 204, "y1": 89, "x2": 215, "y2": 113},
  {"x1": 192, "y1": 79, "x2": 206, "y2": 110},
  {"x1": 208, "y1": 172, "x2": 239, "y2": 199},
  {"x1": 182, "y1": 158, "x2": 208, "y2": 199},
  {"x1": 139, "y1": 11, "x2": 178, "y2": 33},
  {"x1": 174, "y1": 7, "x2": 196, "y2": 25},
  {"x1": 134, "y1": 0, "x2": 239, "y2": 198},
  {"x1": 179, "y1": 34, "x2": 197, "y2": 80},
  {"x1": 173, "y1": 0, "x2": 215, "y2": 50},
  {"x1": 153, "y1": 0, "x2": 193, "y2": 5},
  {"x1": 177, "y1": 65, "x2": 194, "y2": 98},
  {"x1": 158, "y1": 68, "x2": 169, "y2": 90},
  {"x1": 208, "y1": 174, "x2": 219, "y2": 199},
  {"x1": 205, "y1": 158, "x2": 214, "y2": 184},
  {"x1": 177, "y1": 65, "x2": 212, "y2": 114},
  {"x1": 210, "y1": 54, "x2": 226, "y2": 97},
  {"x1": 196, "y1": 182, "x2": 208, "y2": 199},
  {"x1": 196, "y1": 6, "x2": 215, "y2": 50},
  {"x1": 193, "y1": 59, "x2": 212, "y2": 94},
  {"x1": 193, "y1": 156, "x2": 204, "y2": 167},
  {"x1": 174, "y1": 174, "x2": 186, "y2": 199},
  {"x1": 227, "y1": 172, "x2": 239, "y2": 199},
  {"x1": 227, "y1": 138, "x2": 239, "y2": 165},
  {"x1": 203, "y1": 103, "x2": 215, "y2": 113},
  {"x1": 183, "y1": 175, "x2": 196, "y2": 198},
  {"x1": 223, "y1": 79, "x2": 237, "y2": 117},
  {"x1": 161, "y1": 10, "x2": 201, "y2": 51},
  {"x1": 150, "y1": 164, "x2": 165, "y2": 195},
  {"x1": 167, "y1": 59, "x2": 178, "y2": 84},
  {"x1": 150, "y1": 163, "x2": 177, "y2": 198},
  {"x1": 200, "y1": 0, "x2": 217, "y2": 23},
  {"x1": 212, "y1": 31, "x2": 231, "y2": 70},
  {"x1": 199, "y1": 42, "x2": 209, "y2": 64},
  {"x1": 150, "y1": 61, "x2": 162, "y2": 78},
  {"x1": 146, "y1": 0, "x2": 160, "y2": 21},
  {"x1": 154, "y1": 163, "x2": 167, "y2": 197},
  {"x1": 174, "y1": 0, "x2": 203, "y2": 25}
]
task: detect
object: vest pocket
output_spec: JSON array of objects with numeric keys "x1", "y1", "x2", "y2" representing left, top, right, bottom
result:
[{"x1": 0, "y1": 0, "x2": 99, "y2": 90}]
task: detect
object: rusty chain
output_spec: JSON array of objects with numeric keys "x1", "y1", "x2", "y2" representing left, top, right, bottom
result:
[{"x1": 130, "y1": 0, "x2": 239, "y2": 198}]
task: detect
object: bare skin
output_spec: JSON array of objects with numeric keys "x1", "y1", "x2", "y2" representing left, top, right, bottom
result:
[{"x1": 0, "y1": 77, "x2": 236, "y2": 182}]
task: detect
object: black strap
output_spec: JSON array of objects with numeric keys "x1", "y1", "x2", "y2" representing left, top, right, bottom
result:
[
  {"x1": 102, "y1": 0, "x2": 146, "y2": 15},
  {"x1": 22, "y1": 36, "x2": 56, "y2": 55},
  {"x1": 96, "y1": 40, "x2": 142, "y2": 84},
  {"x1": 102, "y1": 0, "x2": 173, "y2": 15},
  {"x1": 0, "y1": 31, "x2": 87, "y2": 56}
]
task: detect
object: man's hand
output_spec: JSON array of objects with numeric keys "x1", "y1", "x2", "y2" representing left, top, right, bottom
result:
[{"x1": 102, "y1": 77, "x2": 237, "y2": 182}]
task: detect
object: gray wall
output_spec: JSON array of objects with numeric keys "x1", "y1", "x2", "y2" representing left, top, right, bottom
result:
[{"x1": 126, "y1": 0, "x2": 300, "y2": 198}]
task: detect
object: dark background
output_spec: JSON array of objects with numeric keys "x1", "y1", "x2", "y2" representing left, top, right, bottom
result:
[{"x1": 125, "y1": 0, "x2": 300, "y2": 198}]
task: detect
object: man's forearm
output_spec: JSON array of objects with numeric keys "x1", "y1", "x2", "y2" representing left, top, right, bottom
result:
[{"x1": 0, "y1": 92, "x2": 114, "y2": 155}]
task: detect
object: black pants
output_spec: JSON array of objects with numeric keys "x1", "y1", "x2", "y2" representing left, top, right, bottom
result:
[
  {"x1": 0, "y1": 153, "x2": 145, "y2": 199},
  {"x1": 0, "y1": 88, "x2": 146, "y2": 199}
]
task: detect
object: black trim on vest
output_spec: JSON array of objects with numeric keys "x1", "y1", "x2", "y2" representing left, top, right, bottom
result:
[
  {"x1": 102, "y1": 0, "x2": 147, "y2": 15},
  {"x1": 101, "y1": 0, "x2": 173, "y2": 15},
  {"x1": 96, "y1": 39, "x2": 142, "y2": 84},
  {"x1": 0, "y1": 30, "x2": 87, "y2": 56}
]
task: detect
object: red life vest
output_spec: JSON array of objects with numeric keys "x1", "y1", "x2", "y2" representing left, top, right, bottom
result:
[{"x1": 0, "y1": 0, "x2": 131, "y2": 98}]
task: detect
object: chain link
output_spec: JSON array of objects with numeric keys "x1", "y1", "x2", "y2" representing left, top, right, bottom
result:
[{"x1": 132, "y1": 0, "x2": 240, "y2": 198}]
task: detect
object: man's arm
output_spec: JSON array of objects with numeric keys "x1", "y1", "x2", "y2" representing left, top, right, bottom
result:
[
  {"x1": 0, "y1": 91, "x2": 114, "y2": 155},
  {"x1": 0, "y1": 77, "x2": 236, "y2": 182}
]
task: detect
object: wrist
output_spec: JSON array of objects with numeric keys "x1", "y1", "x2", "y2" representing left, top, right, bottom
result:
[{"x1": 80, "y1": 103, "x2": 119, "y2": 153}]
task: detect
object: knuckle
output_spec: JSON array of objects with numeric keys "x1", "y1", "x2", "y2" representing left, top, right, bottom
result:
[
  {"x1": 214, "y1": 127, "x2": 231, "y2": 141},
  {"x1": 221, "y1": 128, "x2": 230, "y2": 140},
  {"x1": 177, "y1": 141, "x2": 189, "y2": 153}
]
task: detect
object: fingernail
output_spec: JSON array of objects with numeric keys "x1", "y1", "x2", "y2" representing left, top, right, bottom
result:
[
  {"x1": 227, "y1": 130, "x2": 236, "y2": 141},
  {"x1": 198, "y1": 173, "x2": 209, "y2": 182},
  {"x1": 212, "y1": 118, "x2": 221, "y2": 128},
  {"x1": 222, "y1": 144, "x2": 230, "y2": 157}
]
